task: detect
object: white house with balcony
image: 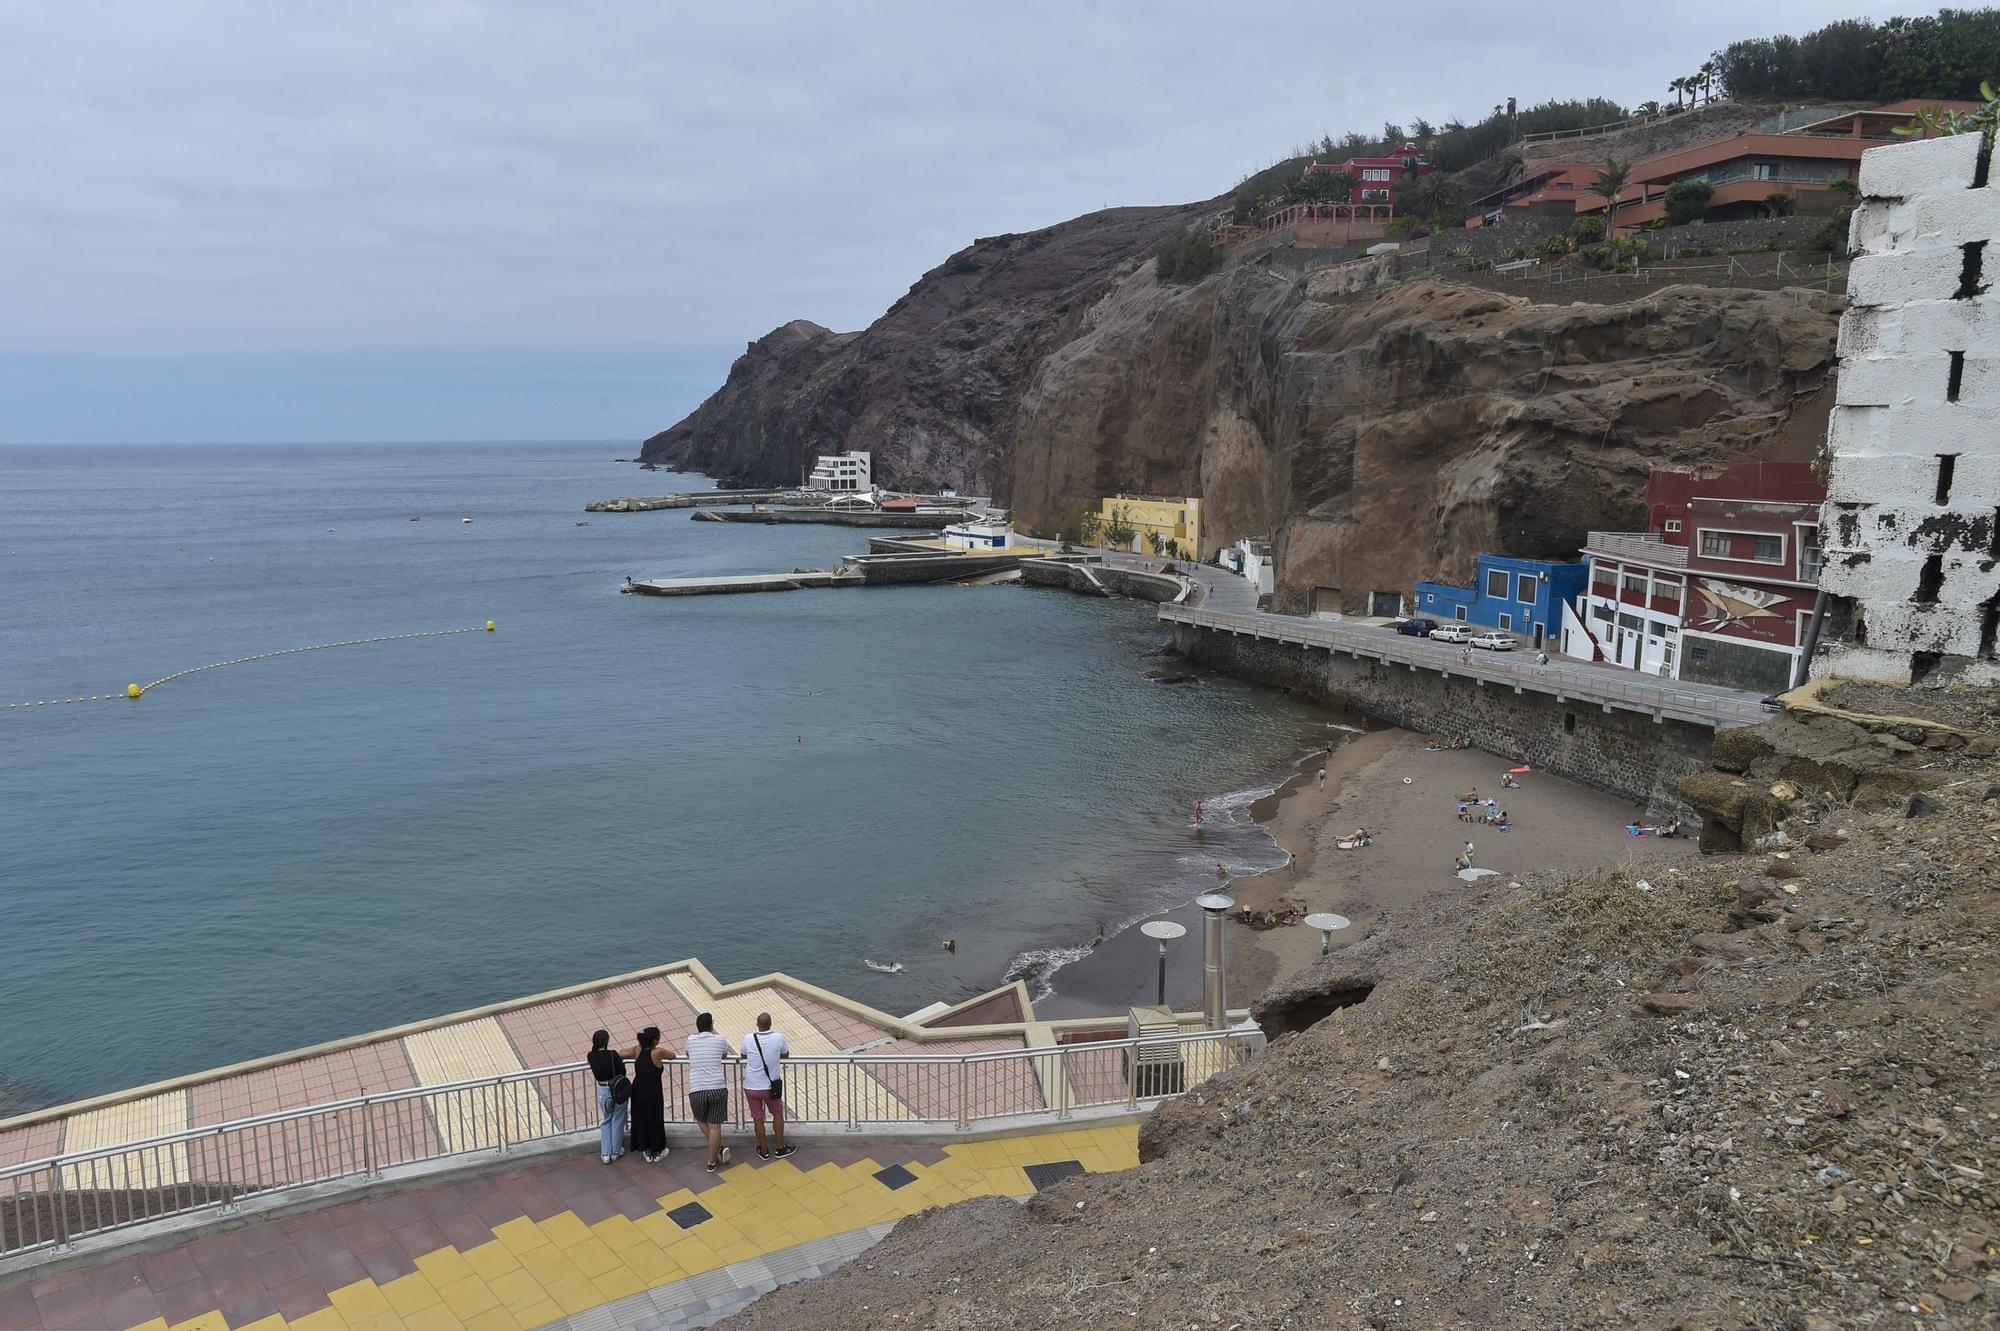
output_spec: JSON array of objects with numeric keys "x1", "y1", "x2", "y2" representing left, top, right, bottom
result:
[{"x1": 807, "y1": 451, "x2": 871, "y2": 492}]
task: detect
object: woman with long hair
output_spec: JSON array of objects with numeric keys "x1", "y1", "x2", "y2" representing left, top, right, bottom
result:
[{"x1": 627, "y1": 1025, "x2": 672, "y2": 1163}]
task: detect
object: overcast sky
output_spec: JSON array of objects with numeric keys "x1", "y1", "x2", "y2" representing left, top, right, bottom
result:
[{"x1": 3, "y1": 0, "x2": 1863, "y2": 445}]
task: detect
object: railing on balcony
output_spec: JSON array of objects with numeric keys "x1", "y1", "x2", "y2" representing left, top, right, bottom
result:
[
  {"x1": 1584, "y1": 531, "x2": 1690, "y2": 567},
  {"x1": 0, "y1": 1030, "x2": 1262, "y2": 1260}
]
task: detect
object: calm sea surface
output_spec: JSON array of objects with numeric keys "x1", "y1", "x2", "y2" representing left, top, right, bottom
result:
[{"x1": 0, "y1": 442, "x2": 1325, "y2": 1104}]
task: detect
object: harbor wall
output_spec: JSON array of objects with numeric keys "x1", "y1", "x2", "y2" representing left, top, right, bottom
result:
[{"x1": 1172, "y1": 623, "x2": 1715, "y2": 813}]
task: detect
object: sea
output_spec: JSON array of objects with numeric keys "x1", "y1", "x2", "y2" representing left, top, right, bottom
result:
[{"x1": 0, "y1": 441, "x2": 1331, "y2": 1106}]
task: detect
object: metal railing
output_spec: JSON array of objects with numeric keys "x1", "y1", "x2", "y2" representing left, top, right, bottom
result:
[
  {"x1": 1585, "y1": 531, "x2": 1690, "y2": 566},
  {"x1": 0, "y1": 1029, "x2": 1260, "y2": 1259},
  {"x1": 1159, "y1": 603, "x2": 1770, "y2": 725}
]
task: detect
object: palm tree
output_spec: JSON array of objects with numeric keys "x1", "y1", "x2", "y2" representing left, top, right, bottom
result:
[
  {"x1": 1414, "y1": 172, "x2": 1462, "y2": 223},
  {"x1": 1669, "y1": 76, "x2": 1688, "y2": 110},
  {"x1": 1590, "y1": 157, "x2": 1634, "y2": 234},
  {"x1": 1638, "y1": 100, "x2": 1662, "y2": 118}
]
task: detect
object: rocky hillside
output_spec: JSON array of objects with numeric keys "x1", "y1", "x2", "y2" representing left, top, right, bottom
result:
[
  {"x1": 724, "y1": 688, "x2": 1999, "y2": 1330},
  {"x1": 1009, "y1": 267, "x2": 1841, "y2": 612},
  {"x1": 647, "y1": 206, "x2": 1839, "y2": 607},
  {"x1": 641, "y1": 204, "x2": 1206, "y2": 495}
]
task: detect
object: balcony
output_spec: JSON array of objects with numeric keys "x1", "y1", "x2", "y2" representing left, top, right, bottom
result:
[{"x1": 1586, "y1": 531, "x2": 1689, "y2": 567}]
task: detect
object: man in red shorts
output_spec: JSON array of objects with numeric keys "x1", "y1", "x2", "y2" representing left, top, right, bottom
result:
[{"x1": 741, "y1": 1012, "x2": 795, "y2": 1160}]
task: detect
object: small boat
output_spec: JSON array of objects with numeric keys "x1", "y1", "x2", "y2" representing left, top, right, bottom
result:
[
  {"x1": 461, "y1": 517, "x2": 473, "y2": 524},
  {"x1": 863, "y1": 959, "x2": 904, "y2": 974},
  {"x1": 575, "y1": 521, "x2": 589, "y2": 527},
  {"x1": 410, "y1": 516, "x2": 421, "y2": 522}
]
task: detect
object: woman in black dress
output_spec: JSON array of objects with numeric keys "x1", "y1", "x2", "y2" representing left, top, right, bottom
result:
[{"x1": 625, "y1": 1026, "x2": 672, "y2": 1163}]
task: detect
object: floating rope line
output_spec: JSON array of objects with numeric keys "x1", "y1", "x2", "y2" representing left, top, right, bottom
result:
[{"x1": 7, "y1": 622, "x2": 495, "y2": 710}]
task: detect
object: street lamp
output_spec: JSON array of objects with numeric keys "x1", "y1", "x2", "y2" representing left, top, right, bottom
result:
[
  {"x1": 1304, "y1": 911, "x2": 1352, "y2": 956},
  {"x1": 1139, "y1": 919, "x2": 1186, "y2": 1007}
]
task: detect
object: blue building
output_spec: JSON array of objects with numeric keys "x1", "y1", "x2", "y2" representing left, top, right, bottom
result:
[{"x1": 1413, "y1": 553, "x2": 1586, "y2": 649}]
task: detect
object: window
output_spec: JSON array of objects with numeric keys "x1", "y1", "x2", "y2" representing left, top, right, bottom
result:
[
  {"x1": 1753, "y1": 162, "x2": 1776, "y2": 180},
  {"x1": 1617, "y1": 613, "x2": 1642, "y2": 631},
  {"x1": 1753, "y1": 534, "x2": 1783, "y2": 562},
  {"x1": 1486, "y1": 569, "x2": 1509, "y2": 599},
  {"x1": 1363, "y1": 168, "x2": 1391, "y2": 181},
  {"x1": 1455, "y1": 605, "x2": 1467, "y2": 621},
  {"x1": 1798, "y1": 526, "x2": 1823, "y2": 582},
  {"x1": 1621, "y1": 573, "x2": 1647, "y2": 597},
  {"x1": 1699, "y1": 531, "x2": 1731, "y2": 558},
  {"x1": 1498, "y1": 613, "x2": 1512, "y2": 630},
  {"x1": 1664, "y1": 518, "x2": 1683, "y2": 533},
  {"x1": 1591, "y1": 603, "x2": 1612, "y2": 621},
  {"x1": 1516, "y1": 573, "x2": 1538, "y2": 603}
]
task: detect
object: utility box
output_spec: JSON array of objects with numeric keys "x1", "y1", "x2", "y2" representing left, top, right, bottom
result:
[{"x1": 1125, "y1": 1005, "x2": 1186, "y2": 1097}]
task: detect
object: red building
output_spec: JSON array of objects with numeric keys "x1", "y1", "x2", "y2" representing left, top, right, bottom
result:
[
  {"x1": 1305, "y1": 143, "x2": 1433, "y2": 205},
  {"x1": 1565, "y1": 462, "x2": 1826, "y2": 693}
]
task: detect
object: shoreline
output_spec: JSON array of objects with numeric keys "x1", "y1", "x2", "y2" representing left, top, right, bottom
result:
[{"x1": 1037, "y1": 722, "x2": 1707, "y2": 1019}]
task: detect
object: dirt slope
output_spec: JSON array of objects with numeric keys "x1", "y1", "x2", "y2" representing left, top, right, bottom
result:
[{"x1": 723, "y1": 694, "x2": 1998, "y2": 1330}]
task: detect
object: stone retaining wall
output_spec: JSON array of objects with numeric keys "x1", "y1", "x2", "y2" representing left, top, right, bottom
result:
[{"x1": 1173, "y1": 624, "x2": 1715, "y2": 814}]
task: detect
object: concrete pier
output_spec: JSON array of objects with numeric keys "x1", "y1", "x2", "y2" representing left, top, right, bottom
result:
[
  {"x1": 692, "y1": 507, "x2": 963, "y2": 528},
  {"x1": 586, "y1": 489, "x2": 799, "y2": 513},
  {"x1": 625, "y1": 572, "x2": 864, "y2": 596}
]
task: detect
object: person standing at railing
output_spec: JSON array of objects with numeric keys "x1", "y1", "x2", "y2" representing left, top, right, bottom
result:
[
  {"x1": 622, "y1": 1026, "x2": 674, "y2": 1164},
  {"x1": 740, "y1": 1013, "x2": 796, "y2": 1161},
  {"x1": 587, "y1": 1030, "x2": 629, "y2": 1166},
  {"x1": 684, "y1": 1012, "x2": 732, "y2": 1172}
]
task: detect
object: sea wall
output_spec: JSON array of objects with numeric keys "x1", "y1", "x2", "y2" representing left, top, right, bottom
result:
[{"x1": 1173, "y1": 624, "x2": 1715, "y2": 813}]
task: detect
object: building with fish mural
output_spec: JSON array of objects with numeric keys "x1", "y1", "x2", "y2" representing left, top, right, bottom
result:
[{"x1": 1564, "y1": 462, "x2": 1826, "y2": 693}]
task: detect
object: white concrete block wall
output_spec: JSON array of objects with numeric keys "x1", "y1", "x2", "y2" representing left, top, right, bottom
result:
[{"x1": 1817, "y1": 130, "x2": 2000, "y2": 685}]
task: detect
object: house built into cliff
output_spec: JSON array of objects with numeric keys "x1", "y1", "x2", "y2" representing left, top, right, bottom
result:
[
  {"x1": 1567, "y1": 462, "x2": 1825, "y2": 692},
  {"x1": 1098, "y1": 495, "x2": 1202, "y2": 559},
  {"x1": 1414, "y1": 554, "x2": 1585, "y2": 649}
]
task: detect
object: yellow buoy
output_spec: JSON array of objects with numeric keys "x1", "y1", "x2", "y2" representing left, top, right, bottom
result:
[
  {"x1": 126, "y1": 683, "x2": 142, "y2": 699},
  {"x1": 485, "y1": 620, "x2": 495, "y2": 632}
]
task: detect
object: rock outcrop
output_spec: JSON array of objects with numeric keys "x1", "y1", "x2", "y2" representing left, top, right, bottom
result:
[
  {"x1": 640, "y1": 205, "x2": 1205, "y2": 494},
  {"x1": 646, "y1": 205, "x2": 1841, "y2": 609}
]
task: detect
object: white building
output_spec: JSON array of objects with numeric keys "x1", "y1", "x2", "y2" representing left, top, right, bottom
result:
[
  {"x1": 1226, "y1": 538, "x2": 1275, "y2": 596},
  {"x1": 1816, "y1": 131, "x2": 2000, "y2": 684},
  {"x1": 807, "y1": 451, "x2": 871, "y2": 492},
  {"x1": 942, "y1": 519, "x2": 1011, "y2": 549}
]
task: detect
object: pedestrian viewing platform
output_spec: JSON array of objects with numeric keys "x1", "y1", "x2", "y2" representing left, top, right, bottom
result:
[
  {"x1": 1159, "y1": 602, "x2": 1769, "y2": 728},
  {"x1": 0, "y1": 958, "x2": 1256, "y2": 1331}
]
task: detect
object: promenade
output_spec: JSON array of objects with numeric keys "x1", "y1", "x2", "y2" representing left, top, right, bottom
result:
[{"x1": 1141, "y1": 559, "x2": 1768, "y2": 729}]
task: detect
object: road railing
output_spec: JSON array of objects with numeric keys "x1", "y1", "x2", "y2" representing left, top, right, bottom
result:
[
  {"x1": 0, "y1": 1028, "x2": 1261, "y2": 1260},
  {"x1": 1159, "y1": 604, "x2": 1768, "y2": 726}
]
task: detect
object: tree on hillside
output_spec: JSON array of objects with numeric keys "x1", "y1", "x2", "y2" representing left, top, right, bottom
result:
[
  {"x1": 1663, "y1": 179, "x2": 1713, "y2": 226},
  {"x1": 1669, "y1": 75, "x2": 1690, "y2": 109},
  {"x1": 1590, "y1": 157, "x2": 1634, "y2": 233},
  {"x1": 1712, "y1": 11, "x2": 2000, "y2": 102},
  {"x1": 1413, "y1": 172, "x2": 1463, "y2": 224},
  {"x1": 1153, "y1": 226, "x2": 1221, "y2": 284},
  {"x1": 1764, "y1": 190, "x2": 1796, "y2": 218}
]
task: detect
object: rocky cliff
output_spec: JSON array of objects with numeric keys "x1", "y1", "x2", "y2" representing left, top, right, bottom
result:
[
  {"x1": 647, "y1": 212, "x2": 1841, "y2": 607},
  {"x1": 641, "y1": 204, "x2": 1205, "y2": 494}
]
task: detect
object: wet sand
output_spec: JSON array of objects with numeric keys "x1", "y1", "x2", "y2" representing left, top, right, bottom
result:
[{"x1": 1044, "y1": 727, "x2": 1700, "y2": 1015}]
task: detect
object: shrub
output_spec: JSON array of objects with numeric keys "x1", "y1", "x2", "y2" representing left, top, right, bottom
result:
[
  {"x1": 1663, "y1": 179, "x2": 1714, "y2": 227},
  {"x1": 1153, "y1": 226, "x2": 1222, "y2": 284},
  {"x1": 1764, "y1": 190, "x2": 1796, "y2": 218},
  {"x1": 1814, "y1": 204, "x2": 1858, "y2": 255},
  {"x1": 1568, "y1": 215, "x2": 1607, "y2": 245},
  {"x1": 1541, "y1": 232, "x2": 1571, "y2": 257}
]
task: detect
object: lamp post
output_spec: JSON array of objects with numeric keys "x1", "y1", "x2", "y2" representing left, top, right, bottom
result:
[
  {"x1": 1304, "y1": 912, "x2": 1352, "y2": 956},
  {"x1": 1195, "y1": 893, "x2": 1234, "y2": 1030},
  {"x1": 1139, "y1": 920, "x2": 1186, "y2": 1007}
]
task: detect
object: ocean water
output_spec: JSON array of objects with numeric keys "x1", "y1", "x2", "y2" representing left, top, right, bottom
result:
[{"x1": 0, "y1": 442, "x2": 1326, "y2": 1105}]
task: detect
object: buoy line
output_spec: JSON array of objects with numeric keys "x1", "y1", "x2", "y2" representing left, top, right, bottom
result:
[{"x1": 7, "y1": 621, "x2": 496, "y2": 710}]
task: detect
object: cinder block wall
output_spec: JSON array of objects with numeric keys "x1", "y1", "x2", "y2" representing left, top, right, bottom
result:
[{"x1": 1818, "y1": 129, "x2": 2000, "y2": 684}]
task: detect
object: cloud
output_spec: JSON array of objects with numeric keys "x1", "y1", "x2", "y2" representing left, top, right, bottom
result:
[{"x1": 0, "y1": 0, "x2": 1850, "y2": 442}]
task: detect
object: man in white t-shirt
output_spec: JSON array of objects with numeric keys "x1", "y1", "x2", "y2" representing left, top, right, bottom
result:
[
  {"x1": 741, "y1": 1013, "x2": 795, "y2": 1160},
  {"x1": 683, "y1": 1012, "x2": 732, "y2": 1172}
]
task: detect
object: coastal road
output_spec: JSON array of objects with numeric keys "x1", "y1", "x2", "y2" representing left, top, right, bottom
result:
[{"x1": 1091, "y1": 553, "x2": 1769, "y2": 730}]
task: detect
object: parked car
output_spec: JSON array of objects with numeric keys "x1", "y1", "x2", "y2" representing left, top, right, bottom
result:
[
  {"x1": 1468, "y1": 631, "x2": 1516, "y2": 651},
  {"x1": 1393, "y1": 617, "x2": 1439, "y2": 637},
  {"x1": 1428, "y1": 623, "x2": 1475, "y2": 644}
]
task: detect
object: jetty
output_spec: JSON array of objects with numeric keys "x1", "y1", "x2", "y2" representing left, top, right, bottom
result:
[
  {"x1": 624, "y1": 570, "x2": 865, "y2": 596},
  {"x1": 585, "y1": 488, "x2": 801, "y2": 513},
  {"x1": 692, "y1": 506, "x2": 961, "y2": 528}
]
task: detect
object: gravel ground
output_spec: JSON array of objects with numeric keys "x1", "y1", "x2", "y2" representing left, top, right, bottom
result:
[
  {"x1": 721, "y1": 703, "x2": 1999, "y2": 1330},
  {"x1": 1823, "y1": 680, "x2": 2000, "y2": 736}
]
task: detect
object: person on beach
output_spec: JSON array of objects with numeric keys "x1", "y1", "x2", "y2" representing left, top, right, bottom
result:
[
  {"x1": 587, "y1": 1030, "x2": 628, "y2": 1166},
  {"x1": 622, "y1": 1026, "x2": 673, "y2": 1163},
  {"x1": 740, "y1": 1013, "x2": 796, "y2": 1161},
  {"x1": 1215, "y1": 862, "x2": 1229, "y2": 884},
  {"x1": 1316, "y1": 767, "x2": 1327, "y2": 789},
  {"x1": 1194, "y1": 800, "x2": 1204, "y2": 824},
  {"x1": 685, "y1": 1013, "x2": 732, "y2": 1172},
  {"x1": 1464, "y1": 840, "x2": 1476, "y2": 864}
]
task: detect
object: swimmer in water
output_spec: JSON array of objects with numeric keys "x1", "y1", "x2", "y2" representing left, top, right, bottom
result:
[{"x1": 1194, "y1": 800, "x2": 1204, "y2": 824}]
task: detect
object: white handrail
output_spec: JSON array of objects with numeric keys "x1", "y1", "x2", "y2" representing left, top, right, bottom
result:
[{"x1": 0, "y1": 1030, "x2": 1260, "y2": 1258}]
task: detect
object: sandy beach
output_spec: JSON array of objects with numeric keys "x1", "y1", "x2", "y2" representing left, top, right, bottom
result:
[{"x1": 1044, "y1": 724, "x2": 1699, "y2": 1015}]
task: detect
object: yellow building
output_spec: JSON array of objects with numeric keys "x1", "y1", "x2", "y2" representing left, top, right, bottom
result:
[{"x1": 1094, "y1": 495, "x2": 1202, "y2": 559}]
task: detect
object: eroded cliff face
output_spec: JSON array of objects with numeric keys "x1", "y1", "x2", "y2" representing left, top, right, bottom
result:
[
  {"x1": 1009, "y1": 268, "x2": 1841, "y2": 612},
  {"x1": 640, "y1": 204, "x2": 1203, "y2": 493},
  {"x1": 648, "y1": 209, "x2": 1841, "y2": 608}
]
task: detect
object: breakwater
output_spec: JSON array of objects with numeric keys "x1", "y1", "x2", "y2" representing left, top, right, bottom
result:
[{"x1": 692, "y1": 508, "x2": 961, "y2": 528}]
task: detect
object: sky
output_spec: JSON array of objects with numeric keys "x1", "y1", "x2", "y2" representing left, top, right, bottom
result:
[{"x1": 2, "y1": 0, "x2": 1865, "y2": 445}]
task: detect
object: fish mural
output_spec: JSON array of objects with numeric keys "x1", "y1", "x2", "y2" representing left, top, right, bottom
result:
[{"x1": 1689, "y1": 579, "x2": 1787, "y2": 632}]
